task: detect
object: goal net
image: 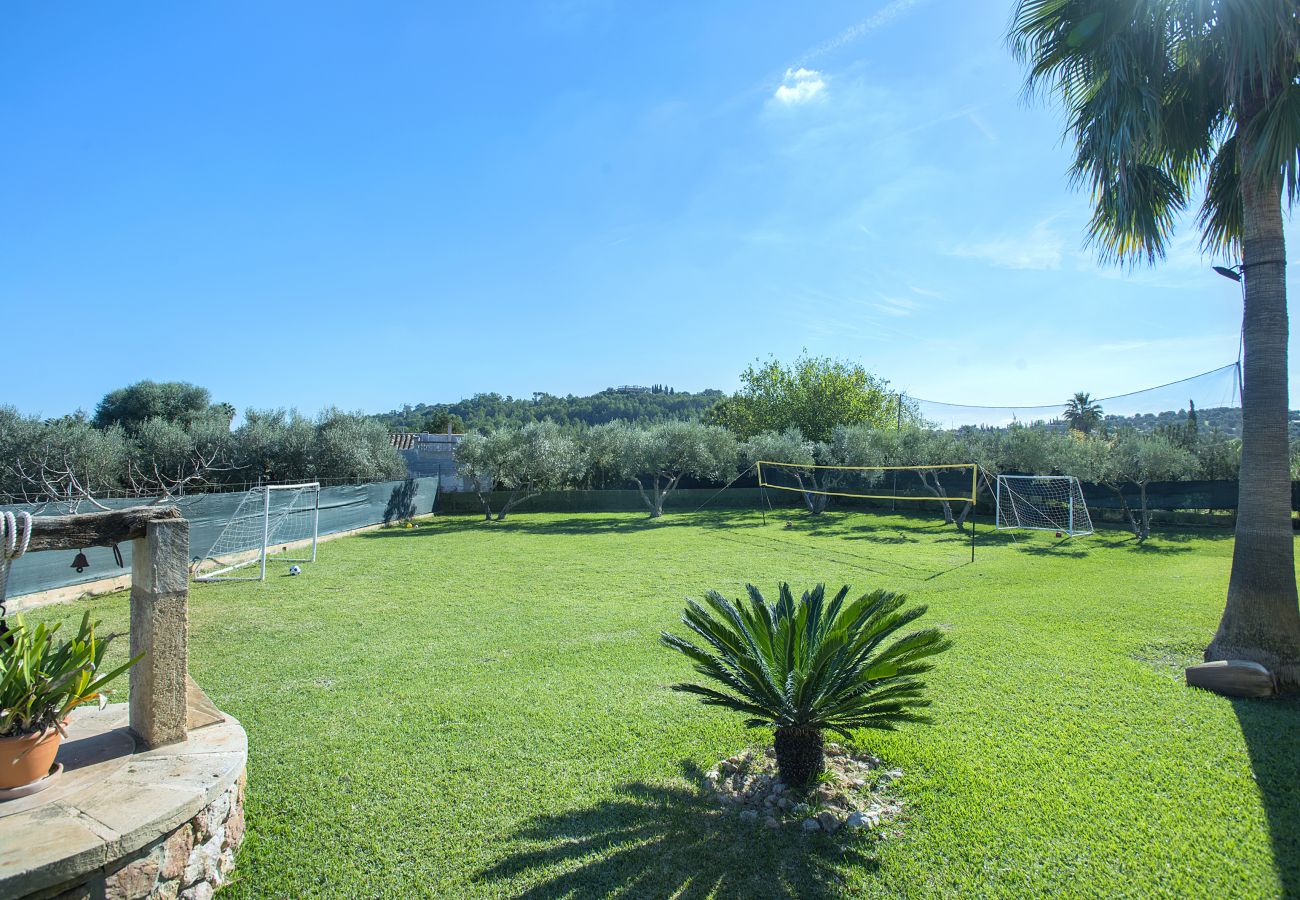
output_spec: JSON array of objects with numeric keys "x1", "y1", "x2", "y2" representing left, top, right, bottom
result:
[
  {"x1": 995, "y1": 475, "x2": 1092, "y2": 536},
  {"x1": 194, "y1": 483, "x2": 321, "y2": 582}
]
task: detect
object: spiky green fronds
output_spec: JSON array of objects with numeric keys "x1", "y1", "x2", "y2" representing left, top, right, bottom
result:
[{"x1": 660, "y1": 583, "x2": 951, "y2": 739}]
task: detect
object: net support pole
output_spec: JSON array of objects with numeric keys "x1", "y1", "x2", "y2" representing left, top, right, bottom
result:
[
  {"x1": 259, "y1": 487, "x2": 270, "y2": 582},
  {"x1": 995, "y1": 476, "x2": 1001, "y2": 531},
  {"x1": 891, "y1": 395, "x2": 902, "y2": 512},
  {"x1": 310, "y1": 487, "x2": 320, "y2": 562}
]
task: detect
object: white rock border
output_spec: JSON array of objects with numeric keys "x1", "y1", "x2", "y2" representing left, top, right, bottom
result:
[{"x1": 705, "y1": 743, "x2": 904, "y2": 836}]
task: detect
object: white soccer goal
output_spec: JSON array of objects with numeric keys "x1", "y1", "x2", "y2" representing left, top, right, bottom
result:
[
  {"x1": 995, "y1": 475, "x2": 1093, "y2": 537},
  {"x1": 194, "y1": 483, "x2": 321, "y2": 582}
]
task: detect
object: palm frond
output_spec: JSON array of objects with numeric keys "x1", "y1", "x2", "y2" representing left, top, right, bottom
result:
[
  {"x1": 1244, "y1": 81, "x2": 1300, "y2": 204},
  {"x1": 661, "y1": 582, "x2": 950, "y2": 738},
  {"x1": 1198, "y1": 134, "x2": 1242, "y2": 254},
  {"x1": 1007, "y1": 0, "x2": 1300, "y2": 266}
]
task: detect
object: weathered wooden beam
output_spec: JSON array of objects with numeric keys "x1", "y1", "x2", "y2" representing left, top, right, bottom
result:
[{"x1": 25, "y1": 505, "x2": 183, "y2": 553}]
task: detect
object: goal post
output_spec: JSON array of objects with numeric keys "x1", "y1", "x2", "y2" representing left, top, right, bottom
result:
[
  {"x1": 995, "y1": 475, "x2": 1093, "y2": 537},
  {"x1": 194, "y1": 482, "x2": 321, "y2": 582}
]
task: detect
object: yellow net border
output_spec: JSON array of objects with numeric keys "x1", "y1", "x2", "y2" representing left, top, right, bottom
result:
[{"x1": 756, "y1": 461, "x2": 979, "y2": 504}]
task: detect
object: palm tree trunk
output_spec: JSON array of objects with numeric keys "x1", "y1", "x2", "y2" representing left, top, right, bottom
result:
[
  {"x1": 1207, "y1": 148, "x2": 1300, "y2": 689},
  {"x1": 773, "y1": 726, "x2": 824, "y2": 790}
]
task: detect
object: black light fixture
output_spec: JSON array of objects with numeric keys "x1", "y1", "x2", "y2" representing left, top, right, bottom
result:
[{"x1": 1213, "y1": 264, "x2": 1243, "y2": 282}]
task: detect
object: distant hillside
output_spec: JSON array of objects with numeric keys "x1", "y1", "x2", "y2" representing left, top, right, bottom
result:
[
  {"x1": 377, "y1": 392, "x2": 1300, "y2": 440},
  {"x1": 376, "y1": 387, "x2": 725, "y2": 432},
  {"x1": 1103, "y1": 406, "x2": 1300, "y2": 439}
]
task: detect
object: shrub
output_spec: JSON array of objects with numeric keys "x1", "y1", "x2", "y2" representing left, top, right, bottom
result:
[
  {"x1": 0, "y1": 612, "x2": 142, "y2": 737},
  {"x1": 661, "y1": 583, "x2": 950, "y2": 789}
]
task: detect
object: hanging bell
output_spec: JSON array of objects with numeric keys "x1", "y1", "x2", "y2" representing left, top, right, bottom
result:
[{"x1": 71, "y1": 552, "x2": 90, "y2": 573}]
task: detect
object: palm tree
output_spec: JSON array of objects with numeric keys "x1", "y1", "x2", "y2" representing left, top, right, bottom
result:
[
  {"x1": 1063, "y1": 392, "x2": 1104, "y2": 434},
  {"x1": 1010, "y1": 1, "x2": 1300, "y2": 689},
  {"x1": 661, "y1": 583, "x2": 950, "y2": 789}
]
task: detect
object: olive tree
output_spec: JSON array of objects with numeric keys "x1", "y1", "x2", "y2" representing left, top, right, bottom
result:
[
  {"x1": 313, "y1": 409, "x2": 407, "y2": 482},
  {"x1": 1068, "y1": 432, "x2": 1198, "y2": 542},
  {"x1": 127, "y1": 417, "x2": 235, "y2": 499},
  {"x1": 741, "y1": 429, "x2": 832, "y2": 514},
  {"x1": 2, "y1": 413, "x2": 131, "y2": 510},
  {"x1": 230, "y1": 410, "x2": 317, "y2": 484},
  {"x1": 606, "y1": 421, "x2": 737, "y2": 518},
  {"x1": 456, "y1": 421, "x2": 585, "y2": 521},
  {"x1": 93, "y1": 380, "x2": 223, "y2": 432},
  {"x1": 1112, "y1": 433, "x2": 1200, "y2": 542}
]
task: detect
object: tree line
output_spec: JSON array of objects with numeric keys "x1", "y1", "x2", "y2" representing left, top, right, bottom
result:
[
  {"x1": 375, "y1": 387, "x2": 725, "y2": 433},
  {"x1": 453, "y1": 416, "x2": 1242, "y2": 540},
  {"x1": 1, "y1": 380, "x2": 405, "y2": 507},
  {"x1": 452, "y1": 356, "x2": 1249, "y2": 540}
]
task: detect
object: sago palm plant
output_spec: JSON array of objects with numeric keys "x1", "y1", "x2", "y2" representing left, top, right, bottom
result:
[{"x1": 661, "y1": 583, "x2": 951, "y2": 789}]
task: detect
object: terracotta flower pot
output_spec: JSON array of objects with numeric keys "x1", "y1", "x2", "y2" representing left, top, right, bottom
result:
[{"x1": 0, "y1": 727, "x2": 62, "y2": 789}]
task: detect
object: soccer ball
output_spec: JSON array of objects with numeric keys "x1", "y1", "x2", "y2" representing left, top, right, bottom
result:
[
  {"x1": 289, "y1": 565, "x2": 301, "y2": 576},
  {"x1": 1054, "y1": 531, "x2": 1063, "y2": 538}
]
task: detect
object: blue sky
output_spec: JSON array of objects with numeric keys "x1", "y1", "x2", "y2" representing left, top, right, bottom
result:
[{"x1": 2, "y1": 0, "x2": 1293, "y2": 419}]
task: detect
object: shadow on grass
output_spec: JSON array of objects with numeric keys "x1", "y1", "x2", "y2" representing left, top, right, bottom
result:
[
  {"x1": 430, "y1": 511, "x2": 776, "y2": 536},
  {"x1": 707, "y1": 531, "x2": 924, "y2": 580},
  {"x1": 1015, "y1": 541, "x2": 1091, "y2": 559},
  {"x1": 476, "y1": 762, "x2": 877, "y2": 899},
  {"x1": 1234, "y1": 696, "x2": 1300, "y2": 898}
]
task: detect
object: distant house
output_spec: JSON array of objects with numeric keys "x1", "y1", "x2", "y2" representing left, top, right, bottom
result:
[
  {"x1": 389, "y1": 432, "x2": 479, "y2": 491},
  {"x1": 614, "y1": 385, "x2": 651, "y2": 394}
]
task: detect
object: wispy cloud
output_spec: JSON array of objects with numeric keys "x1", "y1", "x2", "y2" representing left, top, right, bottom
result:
[
  {"x1": 796, "y1": 0, "x2": 929, "y2": 67},
  {"x1": 755, "y1": 0, "x2": 926, "y2": 111},
  {"x1": 964, "y1": 111, "x2": 997, "y2": 143},
  {"x1": 949, "y1": 219, "x2": 1066, "y2": 270},
  {"x1": 873, "y1": 294, "x2": 918, "y2": 317},
  {"x1": 773, "y1": 68, "x2": 827, "y2": 105}
]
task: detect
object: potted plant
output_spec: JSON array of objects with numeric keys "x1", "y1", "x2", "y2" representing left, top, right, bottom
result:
[
  {"x1": 0, "y1": 612, "x2": 142, "y2": 790},
  {"x1": 661, "y1": 582, "x2": 951, "y2": 789}
]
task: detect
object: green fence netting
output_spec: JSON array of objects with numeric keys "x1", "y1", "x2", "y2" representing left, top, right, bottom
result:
[{"x1": 2, "y1": 476, "x2": 438, "y2": 599}]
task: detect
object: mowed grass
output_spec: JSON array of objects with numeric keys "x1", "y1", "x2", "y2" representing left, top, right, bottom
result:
[{"x1": 26, "y1": 508, "x2": 1300, "y2": 898}]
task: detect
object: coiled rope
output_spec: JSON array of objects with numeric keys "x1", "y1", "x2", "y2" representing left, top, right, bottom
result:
[{"x1": 0, "y1": 511, "x2": 33, "y2": 632}]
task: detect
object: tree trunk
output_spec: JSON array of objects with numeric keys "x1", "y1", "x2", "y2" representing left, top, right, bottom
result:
[
  {"x1": 636, "y1": 474, "x2": 679, "y2": 518},
  {"x1": 773, "y1": 726, "x2": 824, "y2": 790},
  {"x1": 495, "y1": 487, "x2": 536, "y2": 521},
  {"x1": 916, "y1": 471, "x2": 954, "y2": 524},
  {"x1": 1138, "y1": 483, "x2": 1150, "y2": 543},
  {"x1": 793, "y1": 472, "x2": 828, "y2": 515},
  {"x1": 650, "y1": 475, "x2": 681, "y2": 518},
  {"x1": 1108, "y1": 484, "x2": 1140, "y2": 537},
  {"x1": 808, "y1": 475, "x2": 830, "y2": 515},
  {"x1": 790, "y1": 473, "x2": 815, "y2": 513},
  {"x1": 476, "y1": 491, "x2": 495, "y2": 521},
  {"x1": 1207, "y1": 136, "x2": 1300, "y2": 689},
  {"x1": 632, "y1": 477, "x2": 655, "y2": 516},
  {"x1": 955, "y1": 501, "x2": 973, "y2": 532}
]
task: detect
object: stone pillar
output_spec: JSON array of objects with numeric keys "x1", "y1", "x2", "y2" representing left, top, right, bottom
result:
[{"x1": 129, "y1": 518, "x2": 190, "y2": 748}]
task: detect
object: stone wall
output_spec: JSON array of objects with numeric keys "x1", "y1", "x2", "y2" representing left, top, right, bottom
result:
[{"x1": 47, "y1": 770, "x2": 245, "y2": 900}]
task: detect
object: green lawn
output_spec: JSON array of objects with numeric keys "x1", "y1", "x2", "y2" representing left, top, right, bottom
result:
[{"x1": 27, "y1": 509, "x2": 1300, "y2": 898}]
